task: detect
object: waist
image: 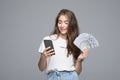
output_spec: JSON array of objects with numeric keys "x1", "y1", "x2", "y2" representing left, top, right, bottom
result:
[
  {"x1": 47, "y1": 70, "x2": 77, "y2": 77},
  {"x1": 47, "y1": 70, "x2": 79, "y2": 80},
  {"x1": 46, "y1": 67, "x2": 75, "y2": 73}
]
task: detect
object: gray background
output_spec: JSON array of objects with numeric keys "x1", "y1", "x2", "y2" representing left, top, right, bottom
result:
[{"x1": 0, "y1": 0, "x2": 120, "y2": 80}]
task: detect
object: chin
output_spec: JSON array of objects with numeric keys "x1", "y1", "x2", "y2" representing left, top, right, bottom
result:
[
  {"x1": 61, "y1": 32, "x2": 67, "y2": 35},
  {"x1": 61, "y1": 31, "x2": 66, "y2": 34}
]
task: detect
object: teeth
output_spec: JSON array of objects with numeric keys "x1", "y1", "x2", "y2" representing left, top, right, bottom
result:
[{"x1": 61, "y1": 29, "x2": 65, "y2": 30}]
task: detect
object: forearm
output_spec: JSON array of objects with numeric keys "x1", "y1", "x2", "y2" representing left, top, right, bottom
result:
[
  {"x1": 74, "y1": 59, "x2": 83, "y2": 75},
  {"x1": 75, "y1": 48, "x2": 88, "y2": 75},
  {"x1": 38, "y1": 53, "x2": 47, "y2": 71}
]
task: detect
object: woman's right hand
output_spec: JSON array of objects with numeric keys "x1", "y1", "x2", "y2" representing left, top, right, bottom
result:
[
  {"x1": 42, "y1": 47, "x2": 55, "y2": 58},
  {"x1": 38, "y1": 46, "x2": 54, "y2": 71}
]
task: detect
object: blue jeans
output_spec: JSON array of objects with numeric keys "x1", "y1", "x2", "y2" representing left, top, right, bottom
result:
[{"x1": 47, "y1": 71, "x2": 79, "y2": 80}]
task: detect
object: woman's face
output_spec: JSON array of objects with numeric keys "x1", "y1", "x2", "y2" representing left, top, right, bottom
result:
[{"x1": 58, "y1": 15, "x2": 69, "y2": 35}]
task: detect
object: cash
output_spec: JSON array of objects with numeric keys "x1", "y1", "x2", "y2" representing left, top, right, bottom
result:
[{"x1": 74, "y1": 33, "x2": 99, "y2": 51}]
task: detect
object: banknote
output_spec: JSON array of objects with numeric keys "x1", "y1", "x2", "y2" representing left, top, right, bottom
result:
[{"x1": 74, "y1": 33, "x2": 99, "y2": 51}]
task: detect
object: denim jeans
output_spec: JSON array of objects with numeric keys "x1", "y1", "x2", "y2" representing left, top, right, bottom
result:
[{"x1": 47, "y1": 71, "x2": 79, "y2": 80}]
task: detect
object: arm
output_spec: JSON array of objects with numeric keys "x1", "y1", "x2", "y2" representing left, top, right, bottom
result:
[
  {"x1": 38, "y1": 47, "x2": 55, "y2": 71},
  {"x1": 74, "y1": 48, "x2": 88, "y2": 75},
  {"x1": 38, "y1": 53, "x2": 47, "y2": 71},
  {"x1": 74, "y1": 59, "x2": 83, "y2": 75}
]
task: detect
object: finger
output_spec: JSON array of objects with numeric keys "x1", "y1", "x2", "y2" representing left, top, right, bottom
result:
[
  {"x1": 46, "y1": 51, "x2": 55, "y2": 56},
  {"x1": 83, "y1": 48, "x2": 88, "y2": 53},
  {"x1": 45, "y1": 46, "x2": 51, "y2": 51},
  {"x1": 46, "y1": 49, "x2": 55, "y2": 56},
  {"x1": 47, "y1": 49, "x2": 54, "y2": 53},
  {"x1": 83, "y1": 49, "x2": 88, "y2": 56},
  {"x1": 83, "y1": 52, "x2": 88, "y2": 58},
  {"x1": 43, "y1": 47, "x2": 50, "y2": 55},
  {"x1": 77, "y1": 53, "x2": 84, "y2": 61}
]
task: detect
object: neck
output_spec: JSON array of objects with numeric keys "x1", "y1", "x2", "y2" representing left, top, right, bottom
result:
[{"x1": 59, "y1": 34, "x2": 67, "y2": 40}]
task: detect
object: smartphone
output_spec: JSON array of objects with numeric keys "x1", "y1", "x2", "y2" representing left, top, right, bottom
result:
[{"x1": 44, "y1": 40, "x2": 55, "y2": 55}]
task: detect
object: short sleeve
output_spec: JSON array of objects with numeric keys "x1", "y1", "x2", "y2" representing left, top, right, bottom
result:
[{"x1": 38, "y1": 39, "x2": 45, "y2": 53}]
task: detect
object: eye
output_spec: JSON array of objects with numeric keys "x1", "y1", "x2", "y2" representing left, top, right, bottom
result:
[
  {"x1": 65, "y1": 22, "x2": 68, "y2": 24},
  {"x1": 58, "y1": 20, "x2": 62, "y2": 24},
  {"x1": 65, "y1": 21, "x2": 69, "y2": 25}
]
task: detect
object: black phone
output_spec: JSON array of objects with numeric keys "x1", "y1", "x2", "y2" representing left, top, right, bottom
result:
[{"x1": 44, "y1": 40, "x2": 55, "y2": 54}]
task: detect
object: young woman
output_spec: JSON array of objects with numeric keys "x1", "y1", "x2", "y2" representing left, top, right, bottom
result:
[{"x1": 38, "y1": 9, "x2": 88, "y2": 80}]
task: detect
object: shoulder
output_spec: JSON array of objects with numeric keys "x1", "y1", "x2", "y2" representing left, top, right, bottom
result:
[{"x1": 43, "y1": 34, "x2": 58, "y2": 40}]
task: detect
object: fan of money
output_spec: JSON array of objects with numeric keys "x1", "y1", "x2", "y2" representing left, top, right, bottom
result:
[{"x1": 74, "y1": 33, "x2": 99, "y2": 51}]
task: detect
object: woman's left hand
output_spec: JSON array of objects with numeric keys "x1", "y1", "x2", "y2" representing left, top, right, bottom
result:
[{"x1": 77, "y1": 48, "x2": 88, "y2": 61}]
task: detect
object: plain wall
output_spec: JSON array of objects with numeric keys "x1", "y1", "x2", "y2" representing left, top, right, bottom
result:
[{"x1": 0, "y1": 0, "x2": 120, "y2": 80}]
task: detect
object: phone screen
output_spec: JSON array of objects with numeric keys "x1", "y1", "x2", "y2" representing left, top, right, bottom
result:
[
  {"x1": 44, "y1": 40, "x2": 55, "y2": 55},
  {"x1": 44, "y1": 40, "x2": 54, "y2": 49}
]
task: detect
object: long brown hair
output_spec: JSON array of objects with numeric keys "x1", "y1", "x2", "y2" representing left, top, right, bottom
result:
[{"x1": 52, "y1": 9, "x2": 82, "y2": 60}]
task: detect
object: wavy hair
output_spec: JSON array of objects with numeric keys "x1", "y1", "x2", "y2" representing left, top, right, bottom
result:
[{"x1": 52, "y1": 9, "x2": 82, "y2": 60}]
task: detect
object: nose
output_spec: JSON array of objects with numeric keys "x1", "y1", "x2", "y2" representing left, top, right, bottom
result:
[{"x1": 61, "y1": 23, "x2": 65, "y2": 27}]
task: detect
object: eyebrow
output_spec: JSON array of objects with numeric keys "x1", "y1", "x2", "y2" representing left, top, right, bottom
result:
[{"x1": 58, "y1": 20, "x2": 69, "y2": 22}]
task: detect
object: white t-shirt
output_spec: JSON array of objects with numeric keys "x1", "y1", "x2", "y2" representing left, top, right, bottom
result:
[{"x1": 38, "y1": 34, "x2": 75, "y2": 73}]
